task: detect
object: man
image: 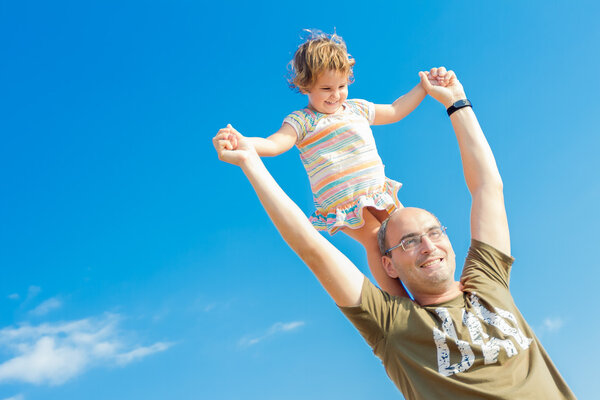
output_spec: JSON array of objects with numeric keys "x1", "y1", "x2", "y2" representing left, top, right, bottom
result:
[{"x1": 213, "y1": 68, "x2": 575, "y2": 399}]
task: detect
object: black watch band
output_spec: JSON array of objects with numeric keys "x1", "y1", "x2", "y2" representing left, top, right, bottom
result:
[{"x1": 446, "y1": 99, "x2": 472, "y2": 116}]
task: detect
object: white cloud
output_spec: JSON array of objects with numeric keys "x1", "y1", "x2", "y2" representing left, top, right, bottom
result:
[
  {"x1": 268, "y1": 321, "x2": 304, "y2": 333},
  {"x1": 238, "y1": 320, "x2": 305, "y2": 347},
  {"x1": 2, "y1": 394, "x2": 24, "y2": 400},
  {"x1": 115, "y1": 342, "x2": 173, "y2": 366},
  {"x1": 29, "y1": 298, "x2": 62, "y2": 316},
  {"x1": 542, "y1": 317, "x2": 564, "y2": 332},
  {"x1": 0, "y1": 314, "x2": 173, "y2": 386},
  {"x1": 7, "y1": 294, "x2": 19, "y2": 301}
]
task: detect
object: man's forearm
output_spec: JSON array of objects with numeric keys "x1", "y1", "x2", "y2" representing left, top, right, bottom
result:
[
  {"x1": 449, "y1": 107, "x2": 503, "y2": 193},
  {"x1": 448, "y1": 104, "x2": 510, "y2": 255}
]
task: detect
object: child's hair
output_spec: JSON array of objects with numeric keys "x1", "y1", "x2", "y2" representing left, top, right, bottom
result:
[{"x1": 288, "y1": 30, "x2": 355, "y2": 93}]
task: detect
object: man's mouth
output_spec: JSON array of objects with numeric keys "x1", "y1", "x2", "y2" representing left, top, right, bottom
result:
[{"x1": 420, "y1": 258, "x2": 443, "y2": 268}]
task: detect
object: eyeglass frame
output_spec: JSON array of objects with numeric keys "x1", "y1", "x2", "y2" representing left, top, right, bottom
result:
[{"x1": 384, "y1": 226, "x2": 447, "y2": 256}]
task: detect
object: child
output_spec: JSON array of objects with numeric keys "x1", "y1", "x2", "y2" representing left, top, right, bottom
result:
[{"x1": 223, "y1": 31, "x2": 434, "y2": 297}]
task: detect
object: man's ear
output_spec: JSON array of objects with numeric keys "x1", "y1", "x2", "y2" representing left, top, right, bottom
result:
[{"x1": 381, "y1": 256, "x2": 399, "y2": 278}]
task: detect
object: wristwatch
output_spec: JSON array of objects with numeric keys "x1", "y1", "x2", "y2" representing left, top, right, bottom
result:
[{"x1": 447, "y1": 99, "x2": 472, "y2": 116}]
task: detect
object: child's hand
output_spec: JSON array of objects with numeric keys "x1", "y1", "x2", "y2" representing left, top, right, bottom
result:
[
  {"x1": 215, "y1": 124, "x2": 238, "y2": 150},
  {"x1": 420, "y1": 67, "x2": 454, "y2": 88},
  {"x1": 213, "y1": 124, "x2": 259, "y2": 166},
  {"x1": 419, "y1": 67, "x2": 467, "y2": 108}
]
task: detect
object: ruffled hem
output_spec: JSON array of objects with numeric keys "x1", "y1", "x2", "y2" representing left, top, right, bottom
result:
[{"x1": 309, "y1": 178, "x2": 402, "y2": 235}]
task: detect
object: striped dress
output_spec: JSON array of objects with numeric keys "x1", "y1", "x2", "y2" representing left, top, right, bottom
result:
[{"x1": 283, "y1": 99, "x2": 402, "y2": 234}]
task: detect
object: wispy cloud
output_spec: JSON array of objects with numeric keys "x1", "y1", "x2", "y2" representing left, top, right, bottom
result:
[
  {"x1": 535, "y1": 316, "x2": 565, "y2": 337},
  {"x1": 2, "y1": 394, "x2": 24, "y2": 400},
  {"x1": 115, "y1": 342, "x2": 172, "y2": 366},
  {"x1": 7, "y1": 294, "x2": 19, "y2": 301},
  {"x1": 238, "y1": 321, "x2": 305, "y2": 347},
  {"x1": 189, "y1": 297, "x2": 236, "y2": 314},
  {"x1": 0, "y1": 314, "x2": 173, "y2": 386},
  {"x1": 26, "y1": 287, "x2": 41, "y2": 302},
  {"x1": 29, "y1": 297, "x2": 62, "y2": 316},
  {"x1": 542, "y1": 317, "x2": 564, "y2": 332}
]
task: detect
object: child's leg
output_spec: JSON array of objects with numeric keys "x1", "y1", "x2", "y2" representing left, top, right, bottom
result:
[{"x1": 342, "y1": 208, "x2": 408, "y2": 298}]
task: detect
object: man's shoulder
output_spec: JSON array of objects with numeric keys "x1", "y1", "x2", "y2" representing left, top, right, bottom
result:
[
  {"x1": 467, "y1": 239, "x2": 514, "y2": 265},
  {"x1": 461, "y1": 239, "x2": 515, "y2": 291}
]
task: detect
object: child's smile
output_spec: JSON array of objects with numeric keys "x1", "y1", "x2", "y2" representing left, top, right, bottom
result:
[{"x1": 305, "y1": 69, "x2": 349, "y2": 114}]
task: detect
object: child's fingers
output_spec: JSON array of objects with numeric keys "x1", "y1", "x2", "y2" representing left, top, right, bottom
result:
[
  {"x1": 226, "y1": 124, "x2": 243, "y2": 138},
  {"x1": 427, "y1": 66, "x2": 451, "y2": 86},
  {"x1": 213, "y1": 133, "x2": 234, "y2": 151},
  {"x1": 419, "y1": 71, "x2": 434, "y2": 90},
  {"x1": 224, "y1": 124, "x2": 242, "y2": 149}
]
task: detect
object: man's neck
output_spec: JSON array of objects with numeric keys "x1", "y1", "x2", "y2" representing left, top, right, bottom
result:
[{"x1": 413, "y1": 281, "x2": 463, "y2": 306}]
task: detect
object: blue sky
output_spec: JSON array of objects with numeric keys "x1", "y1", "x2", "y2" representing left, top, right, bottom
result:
[{"x1": 1, "y1": 1, "x2": 598, "y2": 399}]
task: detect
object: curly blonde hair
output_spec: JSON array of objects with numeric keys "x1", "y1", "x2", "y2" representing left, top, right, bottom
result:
[{"x1": 288, "y1": 30, "x2": 355, "y2": 92}]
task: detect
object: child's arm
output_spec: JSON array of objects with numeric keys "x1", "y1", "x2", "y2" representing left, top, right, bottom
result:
[
  {"x1": 372, "y1": 82, "x2": 427, "y2": 125},
  {"x1": 246, "y1": 123, "x2": 297, "y2": 157}
]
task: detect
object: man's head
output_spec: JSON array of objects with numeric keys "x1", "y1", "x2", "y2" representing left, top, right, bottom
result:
[{"x1": 379, "y1": 208, "x2": 457, "y2": 303}]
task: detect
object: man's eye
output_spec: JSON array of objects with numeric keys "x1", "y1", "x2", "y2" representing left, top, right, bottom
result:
[{"x1": 403, "y1": 238, "x2": 418, "y2": 247}]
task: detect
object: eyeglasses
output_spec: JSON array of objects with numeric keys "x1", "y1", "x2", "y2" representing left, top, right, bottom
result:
[{"x1": 384, "y1": 226, "x2": 447, "y2": 255}]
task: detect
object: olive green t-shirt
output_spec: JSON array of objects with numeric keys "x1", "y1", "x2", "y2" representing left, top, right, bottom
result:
[{"x1": 340, "y1": 239, "x2": 575, "y2": 399}]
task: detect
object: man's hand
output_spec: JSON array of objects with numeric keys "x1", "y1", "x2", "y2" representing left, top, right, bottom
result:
[
  {"x1": 419, "y1": 67, "x2": 467, "y2": 108},
  {"x1": 213, "y1": 124, "x2": 259, "y2": 167}
]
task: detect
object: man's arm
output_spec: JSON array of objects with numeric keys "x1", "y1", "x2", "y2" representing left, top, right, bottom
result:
[
  {"x1": 420, "y1": 68, "x2": 510, "y2": 255},
  {"x1": 213, "y1": 126, "x2": 365, "y2": 306}
]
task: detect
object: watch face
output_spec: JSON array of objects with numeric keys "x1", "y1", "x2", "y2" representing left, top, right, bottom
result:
[{"x1": 455, "y1": 100, "x2": 468, "y2": 107}]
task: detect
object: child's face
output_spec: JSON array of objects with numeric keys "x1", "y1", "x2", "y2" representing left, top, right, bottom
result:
[{"x1": 305, "y1": 69, "x2": 349, "y2": 114}]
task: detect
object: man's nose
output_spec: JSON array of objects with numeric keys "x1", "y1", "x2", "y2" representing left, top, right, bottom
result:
[{"x1": 420, "y1": 235, "x2": 437, "y2": 252}]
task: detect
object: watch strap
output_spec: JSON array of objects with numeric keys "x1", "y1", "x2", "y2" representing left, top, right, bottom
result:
[{"x1": 447, "y1": 99, "x2": 472, "y2": 116}]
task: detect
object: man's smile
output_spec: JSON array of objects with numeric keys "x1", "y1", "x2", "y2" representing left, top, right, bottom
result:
[{"x1": 419, "y1": 257, "x2": 444, "y2": 268}]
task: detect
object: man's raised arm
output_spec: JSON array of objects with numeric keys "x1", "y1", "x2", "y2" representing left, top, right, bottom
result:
[
  {"x1": 213, "y1": 125, "x2": 365, "y2": 306},
  {"x1": 420, "y1": 68, "x2": 510, "y2": 255}
]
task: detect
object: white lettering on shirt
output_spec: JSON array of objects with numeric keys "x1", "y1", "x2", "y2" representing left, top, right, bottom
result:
[
  {"x1": 433, "y1": 294, "x2": 532, "y2": 376},
  {"x1": 433, "y1": 308, "x2": 475, "y2": 376}
]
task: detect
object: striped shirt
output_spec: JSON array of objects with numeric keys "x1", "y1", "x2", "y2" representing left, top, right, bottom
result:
[{"x1": 283, "y1": 99, "x2": 401, "y2": 233}]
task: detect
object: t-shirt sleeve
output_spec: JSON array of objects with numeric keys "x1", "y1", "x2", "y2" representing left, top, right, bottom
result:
[
  {"x1": 282, "y1": 110, "x2": 309, "y2": 142},
  {"x1": 461, "y1": 239, "x2": 515, "y2": 290},
  {"x1": 346, "y1": 99, "x2": 376, "y2": 125},
  {"x1": 338, "y1": 277, "x2": 399, "y2": 354}
]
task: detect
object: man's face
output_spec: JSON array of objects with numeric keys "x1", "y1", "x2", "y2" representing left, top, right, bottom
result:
[{"x1": 382, "y1": 208, "x2": 456, "y2": 297}]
